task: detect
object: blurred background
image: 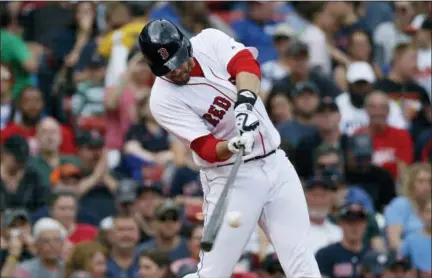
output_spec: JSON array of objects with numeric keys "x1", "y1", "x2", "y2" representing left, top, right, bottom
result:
[{"x1": 0, "y1": 1, "x2": 431, "y2": 278}]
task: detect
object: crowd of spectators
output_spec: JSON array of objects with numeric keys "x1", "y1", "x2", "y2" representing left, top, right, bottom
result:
[{"x1": 0, "y1": 1, "x2": 431, "y2": 278}]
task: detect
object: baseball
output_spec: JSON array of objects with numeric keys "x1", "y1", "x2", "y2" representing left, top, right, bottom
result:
[{"x1": 227, "y1": 211, "x2": 242, "y2": 228}]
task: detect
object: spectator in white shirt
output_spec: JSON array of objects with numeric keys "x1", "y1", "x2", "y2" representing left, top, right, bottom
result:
[
  {"x1": 336, "y1": 62, "x2": 406, "y2": 135},
  {"x1": 261, "y1": 23, "x2": 295, "y2": 96},
  {"x1": 304, "y1": 177, "x2": 342, "y2": 255}
]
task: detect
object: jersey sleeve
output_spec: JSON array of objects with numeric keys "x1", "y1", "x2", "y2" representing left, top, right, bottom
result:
[
  {"x1": 150, "y1": 92, "x2": 211, "y2": 146},
  {"x1": 200, "y1": 28, "x2": 258, "y2": 71}
]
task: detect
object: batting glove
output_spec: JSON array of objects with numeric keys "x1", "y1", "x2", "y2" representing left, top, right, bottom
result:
[
  {"x1": 227, "y1": 132, "x2": 254, "y2": 155},
  {"x1": 234, "y1": 90, "x2": 260, "y2": 135}
]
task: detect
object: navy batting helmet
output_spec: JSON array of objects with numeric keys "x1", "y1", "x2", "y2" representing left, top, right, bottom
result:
[{"x1": 138, "y1": 19, "x2": 192, "y2": 77}]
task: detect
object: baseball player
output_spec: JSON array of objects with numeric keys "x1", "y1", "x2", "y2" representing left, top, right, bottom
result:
[{"x1": 138, "y1": 19, "x2": 320, "y2": 278}]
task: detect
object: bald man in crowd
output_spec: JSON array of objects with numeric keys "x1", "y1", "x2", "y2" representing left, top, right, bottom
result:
[
  {"x1": 29, "y1": 117, "x2": 81, "y2": 188},
  {"x1": 354, "y1": 91, "x2": 413, "y2": 180}
]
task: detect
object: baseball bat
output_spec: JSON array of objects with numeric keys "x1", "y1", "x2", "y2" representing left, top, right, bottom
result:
[{"x1": 200, "y1": 146, "x2": 244, "y2": 252}]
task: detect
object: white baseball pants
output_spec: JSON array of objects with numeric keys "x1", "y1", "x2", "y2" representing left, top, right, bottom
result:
[{"x1": 184, "y1": 150, "x2": 321, "y2": 278}]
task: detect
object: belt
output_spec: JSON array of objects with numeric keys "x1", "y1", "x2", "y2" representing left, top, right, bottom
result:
[{"x1": 217, "y1": 147, "x2": 280, "y2": 167}]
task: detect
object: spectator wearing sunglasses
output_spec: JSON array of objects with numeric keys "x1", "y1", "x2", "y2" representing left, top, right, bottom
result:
[{"x1": 136, "y1": 200, "x2": 190, "y2": 262}]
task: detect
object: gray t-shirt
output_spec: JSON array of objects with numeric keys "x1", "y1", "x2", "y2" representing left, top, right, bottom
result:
[{"x1": 14, "y1": 258, "x2": 64, "y2": 278}]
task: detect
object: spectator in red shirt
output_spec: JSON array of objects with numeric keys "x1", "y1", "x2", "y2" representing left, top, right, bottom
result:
[
  {"x1": 1, "y1": 86, "x2": 76, "y2": 155},
  {"x1": 355, "y1": 91, "x2": 413, "y2": 180},
  {"x1": 49, "y1": 190, "x2": 98, "y2": 245}
]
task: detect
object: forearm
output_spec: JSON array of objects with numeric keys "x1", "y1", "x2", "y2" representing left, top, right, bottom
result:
[
  {"x1": 103, "y1": 174, "x2": 118, "y2": 193},
  {"x1": 105, "y1": 77, "x2": 128, "y2": 110},
  {"x1": 124, "y1": 141, "x2": 157, "y2": 162},
  {"x1": 216, "y1": 141, "x2": 232, "y2": 160},
  {"x1": 1, "y1": 256, "x2": 19, "y2": 277},
  {"x1": 235, "y1": 72, "x2": 260, "y2": 94},
  {"x1": 77, "y1": 174, "x2": 100, "y2": 197}
]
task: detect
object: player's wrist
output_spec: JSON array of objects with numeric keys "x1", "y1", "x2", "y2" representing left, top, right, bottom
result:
[{"x1": 234, "y1": 89, "x2": 257, "y2": 110}]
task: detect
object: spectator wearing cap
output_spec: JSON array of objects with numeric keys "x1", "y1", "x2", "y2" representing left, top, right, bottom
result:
[
  {"x1": 384, "y1": 163, "x2": 431, "y2": 251},
  {"x1": 0, "y1": 135, "x2": 48, "y2": 213},
  {"x1": 49, "y1": 163, "x2": 83, "y2": 192},
  {"x1": 355, "y1": 91, "x2": 413, "y2": 180},
  {"x1": 170, "y1": 223, "x2": 202, "y2": 276},
  {"x1": 334, "y1": 30, "x2": 383, "y2": 92},
  {"x1": 410, "y1": 16, "x2": 432, "y2": 94},
  {"x1": 399, "y1": 199, "x2": 431, "y2": 275},
  {"x1": 75, "y1": 130, "x2": 118, "y2": 222},
  {"x1": 313, "y1": 144, "x2": 374, "y2": 213},
  {"x1": 231, "y1": 2, "x2": 282, "y2": 64},
  {"x1": 132, "y1": 182, "x2": 163, "y2": 243},
  {"x1": 303, "y1": 177, "x2": 343, "y2": 254},
  {"x1": 104, "y1": 46, "x2": 153, "y2": 167},
  {"x1": 374, "y1": 42, "x2": 430, "y2": 122},
  {"x1": 295, "y1": 97, "x2": 348, "y2": 179},
  {"x1": 326, "y1": 2, "x2": 371, "y2": 54},
  {"x1": 336, "y1": 62, "x2": 406, "y2": 135},
  {"x1": 257, "y1": 253, "x2": 284, "y2": 278},
  {"x1": 106, "y1": 215, "x2": 140, "y2": 278},
  {"x1": 314, "y1": 144, "x2": 386, "y2": 252},
  {"x1": 0, "y1": 209, "x2": 35, "y2": 270},
  {"x1": 137, "y1": 248, "x2": 175, "y2": 278},
  {"x1": 123, "y1": 94, "x2": 172, "y2": 183},
  {"x1": 344, "y1": 134, "x2": 396, "y2": 212},
  {"x1": 0, "y1": 87, "x2": 76, "y2": 155},
  {"x1": 260, "y1": 23, "x2": 295, "y2": 95},
  {"x1": 29, "y1": 117, "x2": 81, "y2": 188},
  {"x1": 7, "y1": 218, "x2": 66, "y2": 278},
  {"x1": 277, "y1": 81, "x2": 319, "y2": 148},
  {"x1": 361, "y1": 250, "x2": 414, "y2": 278},
  {"x1": 71, "y1": 53, "x2": 107, "y2": 133},
  {"x1": 137, "y1": 200, "x2": 190, "y2": 261},
  {"x1": 0, "y1": 6, "x2": 38, "y2": 99},
  {"x1": 65, "y1": 241, "x2": 108, "y2": 278},
  {"x1": 315, "y1": 203, "x2": 370, "y2": 278},
  {"x1": 373, "y1": 2, "x2": 415, "y2": 68},
  {"x1": 48, "y1": 190, "x2": 98, "y2": 245},
  {"x1": 273, "y1": 39, "x2": 342, "y2": 99},
  {"x1": 295, "y1": 2, "x2": 334, "y2": 75},
  {"x1": 1, "y1": 62, "x2": 14, "y2": 130}
]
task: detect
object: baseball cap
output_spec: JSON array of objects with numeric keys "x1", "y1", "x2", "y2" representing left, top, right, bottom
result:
[
  {"x1": 316, "y1": 97, "x2": 339, "y2": 113},
  {"x1": 304, "y1": 176, "x2": 337, "y2": 191},
  {"x1": 136, "y1": 182, "x2": 162, "y2": 196},
  {"x1": 2, "y1": 208, "x2": 29, "y2": 227},
  {"x1": 405, "y1": 14, "x2": 427, "y2": 33},
  {"x1": 76, "y1": 130, "x2": 104, "y2": 148},
  {"x1": 116, "y1": 179, "x2": 138, "y2": 204},
  {"x1": 273, "y1": 23, "x2": 295, "y2": 40},
  {"x1": 346, "y1": 62, "x2": 376, "y2": 84},
  {"x1": 50, "y1": 163, "x2": 82, "y2": 185},
  {"x1": 348, "y1": 134, "x2": 373, "y2": 159},
  {"x1": 154, "y1": 199, "x2": 180, "y2": 220},
  {"x1": 286, "y1": 39, "x2": 309, "y2": 57},
  {"x1": 3, "y1": 135, "x2": 30, "y2": 163},
  {"x1": 292, "y1": 81, "x2": 320, "y2": 98},
  {"x1": 338, "y1": 202, "x2": 368, "y2": 221}
]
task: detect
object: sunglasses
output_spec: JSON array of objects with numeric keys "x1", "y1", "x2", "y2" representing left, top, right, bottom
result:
[{"x1": 158, "y1": 214, "x2": 179, "y2": 222}]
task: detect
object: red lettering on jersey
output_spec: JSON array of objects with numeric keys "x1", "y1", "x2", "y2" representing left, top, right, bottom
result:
[{"x1": 203, "y1": 96, "x2": 232, "y2": 127}]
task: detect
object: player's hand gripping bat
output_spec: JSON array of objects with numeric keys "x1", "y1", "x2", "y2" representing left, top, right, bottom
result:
[{"x1": 200, "y1": 146, "x2": 244, "y2": 252}]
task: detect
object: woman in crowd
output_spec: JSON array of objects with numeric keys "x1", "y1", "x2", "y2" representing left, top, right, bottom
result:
[
  {"x1": 138, "y1": 249, "x2": 175, "y2": 278},
  {"x1": 65, "y1": 241, "x2": 108, "y2": 278},
  {"x1": 104, "y1": 47, "x2": 153, "y2": 168},
  {"x1": 264, "y1": 88, "x2": 293, "y2": 125},
  {"x1": 385, "y1": 163, "x2": 431, "y2": 250},
  {"x1": 334, "y1": 30, "x2": 383, "y2": 91}
]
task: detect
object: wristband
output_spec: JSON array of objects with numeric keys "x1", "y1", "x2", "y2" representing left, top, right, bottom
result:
[
  {"x1": 6, "y1": 255, "x2": 18, "y2": 262},
  {"x1": 234, "y1": 89, "x2": 257, "y2": 109}
]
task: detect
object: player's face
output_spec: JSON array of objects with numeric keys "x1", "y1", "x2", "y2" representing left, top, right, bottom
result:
[{"x1": 165, "y1": 58, "x2": 195, "y2": 85}]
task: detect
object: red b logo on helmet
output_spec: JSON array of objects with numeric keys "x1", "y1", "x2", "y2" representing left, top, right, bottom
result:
[{"x1": 158, "y1": 48, "x2": 169, "y2": 60}]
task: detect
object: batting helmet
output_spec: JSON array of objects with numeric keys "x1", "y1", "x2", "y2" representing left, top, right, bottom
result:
[{"x1": 138, "y1": 19, "x2": 192, "y2": 77}]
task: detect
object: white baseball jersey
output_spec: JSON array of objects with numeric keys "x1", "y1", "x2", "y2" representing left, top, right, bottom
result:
[{"x1": 150, "y1": 28, "x2": 281, "y2": 168}]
